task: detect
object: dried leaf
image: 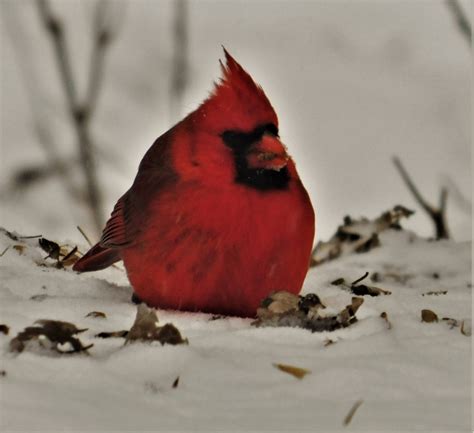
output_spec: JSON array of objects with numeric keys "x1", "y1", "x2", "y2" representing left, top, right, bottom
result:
[
  {"x1": 60, "y1": 246, "x2": 79, "y2": 267},
  {"x1": 253, "y1": 291, "x2": 364, "y2": 332},
  {"x1": 343, "y1": 400, "x2": 364, "y2": 426},
  {"x1": 13, "y1": 245, "x2": 25, "y2": 255},
  {"x1": 324, "y1": 339, "x2": 335, "y2": 347},
  {"x1": 85, "y1": 311, "x2": 107, "y2": 319},
  {"x1": 172, "y1": 376, "x2": 180, "y2": 388},
  {"x1": 0, "y1": 324, "x2": 9, "y2": 335},
  {"x1": 460, "y1": 320, "x2": 471, "y2": 336},
  {"x1": 95, "y1": 330, "x2": 128, "y2": 339},
  {"x1": 9, "y1": 319, "x2": 92, "y2": 354},
  {"x1": 126, "y1": 304, "x2": 188, "y2": 345},
  {"x1": 421, "y1": 309, "x2": 438, "y2": 323},
  {"x1": 332, "y1": 273, "x2": 391, "y2": 297},
  {"x1": 30, "y1": 294, "x2": 48, "y2": 302},
  {"x1": 311, "y1": 205, "x2": 414, "y2": 266},
  {"x1": 422, "y1": 290, "x2": 447, "y2": 296},
  {"x1": 380, "y1": 312, "x2": 392, "y2": 330},
  {"x1": 273, "y1": 363, "x2": 311, "y2": 379},
  {"x1": 38, "y1": 238, "x2": 60, "y2": 260}
]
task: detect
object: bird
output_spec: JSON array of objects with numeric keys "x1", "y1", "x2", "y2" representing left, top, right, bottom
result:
[{"x1": 73, "y1": 49, "x2": 315, "y2": 317}]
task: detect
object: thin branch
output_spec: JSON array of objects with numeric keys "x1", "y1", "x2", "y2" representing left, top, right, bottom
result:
[
  {"x1": 77, "y1": 226, "x2": 94, "y2": 247},
  {"x1": 170, "y1": 0, "x2": 189, "y2": 121},
  {"x1": 85, "y1": 0, "x2": 123, "y2": 119},
  {"x1": 1, "y1": 3, "x2": 81, "y2": 201},
  {"x1": 445, "y1": 0, "x2": 472, "y2": 45},
  {"x1": 37, "y1": 0, "x2": 104, "y2": 233},
  {"x1": 393, "y1": 156, "x2": 450, "y2": 240}
]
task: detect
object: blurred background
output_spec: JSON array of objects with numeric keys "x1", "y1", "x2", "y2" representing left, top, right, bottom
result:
[{"x1": 0, "y1": 0, "x2": 471, "y2": 245}]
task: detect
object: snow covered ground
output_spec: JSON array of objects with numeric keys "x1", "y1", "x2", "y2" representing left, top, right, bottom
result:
[{"x1": 0, "y1": 228, "x2": 471, "y2": 432}]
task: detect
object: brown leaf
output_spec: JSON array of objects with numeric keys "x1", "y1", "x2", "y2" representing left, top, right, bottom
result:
[
  {"x1": 460, "y1": 320, "x2": 471, "y2": 336},
  {"x1": 0, "y1": 324, "x2": 9, "y2": 335},
  {"x1": 13, "y1": 245, "x2": 25, "y2": 255},
  {"x1": 126, "y1": 304, "x2": 188, "y2": 345},
  {"x1": 95, "y1": 330, "x2": 128, "y2": 339},
  {"x1": 422, "y1": 290, "x2": 447, "y2": 296},
  {"x1": 253, "y1": 291, "x2": 364, "y2": 332},
  {"x1": 380, "y1": 312, "x2": 392, "y2": 330},
  {"x1": 421, "y1": 309, "x2": 438, "y2": 323},
  {"x1": 9, "y1": 319, "x2": 92, "y2": 354},
  {"x1": 85, "y1": 311, "x2": 107, "y2": 319},
  {"x1": 311, "y1": 205, "x2": 414, "y2": 266},
  {"x1": 38, "y1": 238, "x2": 60, "y2": 260},
  {"x1": 172, "y1": 376, "x2": 180, "y2": 388},
  {"x1": 273, "y1": 363, "x2": 311, "y2": 379}
]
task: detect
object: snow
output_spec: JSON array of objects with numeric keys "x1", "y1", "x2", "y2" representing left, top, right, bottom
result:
[{"x1": 0, "y1": 229, "x2": 471, "y2": 432}]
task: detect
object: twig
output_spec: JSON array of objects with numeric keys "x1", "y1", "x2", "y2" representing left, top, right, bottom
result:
[
  {"x1": 392, "y1": 157, "x2": 449, "y2": 240},
  {"x1": 1, "y1": 4, "x2": 81, "y2": 202},
  {"x1": 445, "y1": 0, "x2": 472, "y2": 45},
  {"x1": 351, "y1": 272, "x2": 369, "y2": 286},
  {"x1": 37, "y1": 0, "x2": 120, "y2": 234},
  {"x1": 343, "y1": 399, "x2": 363, "y2": 426},
  {"x1": 77, "y1": 226, "x2": 94, "y2": 247},
  {"x1": 170, "y1": 0, "x2": 189, "y2": 121}
]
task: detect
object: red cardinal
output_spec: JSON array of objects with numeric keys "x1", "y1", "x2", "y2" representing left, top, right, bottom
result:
[{"x1": 73, "y1": 49, "x2": 315, "y2": 317}]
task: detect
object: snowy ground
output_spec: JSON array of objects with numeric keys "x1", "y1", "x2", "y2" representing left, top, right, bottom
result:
[{"x1": 0, "y1": 228, "x2": 471, "y2": 432}]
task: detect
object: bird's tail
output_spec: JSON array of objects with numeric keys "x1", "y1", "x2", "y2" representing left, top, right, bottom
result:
[{"x1": 73, "y1": 243, "x2": 121, "y2": 272}]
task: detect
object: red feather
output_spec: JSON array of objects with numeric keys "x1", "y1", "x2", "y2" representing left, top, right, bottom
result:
[{"x1": 74, "y1": 49, "x2": 315, "y2": 317}]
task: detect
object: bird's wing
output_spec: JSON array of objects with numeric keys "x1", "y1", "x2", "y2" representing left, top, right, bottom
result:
[{"x1": 73, "y1": 129, "x2": 177, "y2": 273}]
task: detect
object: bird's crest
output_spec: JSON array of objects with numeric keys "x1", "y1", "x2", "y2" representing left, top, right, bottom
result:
[{"x1": 195, "y1": 48, "x2": 278, "y2": 133}]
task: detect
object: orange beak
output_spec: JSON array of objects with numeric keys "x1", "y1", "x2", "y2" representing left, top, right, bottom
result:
[{"x1": 246, "y1": 135, "x2": 290, "y2": 171}]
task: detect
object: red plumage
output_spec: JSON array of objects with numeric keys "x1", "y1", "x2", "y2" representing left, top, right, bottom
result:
[{"x1": 73, "y1": 50, "x2": 315, "y2": 317}]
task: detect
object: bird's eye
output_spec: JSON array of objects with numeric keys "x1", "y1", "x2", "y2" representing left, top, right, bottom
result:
[{"x1": 221, "y1": 123, "x2": 279, "y2": 149}]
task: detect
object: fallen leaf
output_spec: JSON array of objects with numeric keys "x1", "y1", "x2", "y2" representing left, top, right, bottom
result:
[
  {"x1": 421, "y1": 309, "x2": 438, "y2": 323},
  {"x1": 273, "y1": 363, "x2": 311, "y2": 379},
  {"x1": 380, "y1": 312, "x2": 392, "y2": 330},
  {"x1": 253, "y1": 292, "x2": 364, "y2": 332},
  {"x1": 30, "y1": 294, "x2": 48, "y2": 302},
  {"x1": 172, "y1": 376, "x2": 180, "y2": 388},
  {"x1": 422, "y1": 290, "x2": 447, "y2": 296},
  {"x1": 311, "y1": 205, "x2": 414, "y2": 266},
  {"x1": 38, "y1": 238, "x2": 60, "y2": 260},
  {"x1": 126, "y1": 304, "x2": 188, "y2": 345},
  {"x1": 13, "y1": 245, "x2": 25, "y2": 255},
  {"x1": 0, "y1": 324, "x2": 9, "y2": 335},
  {"x1": 9, "y1": 319, "x2": 92, "y2": 354},
  {"x1": 85, "y1": 311, "x2": 107, "y2": 319},
  {"x1": 460, "y1": 320, "x2": 471, "y2": 336},
  {"x1": 331, "y1": 273, "x2": 391, "y2": 297},
  {"x1": 95, "y1": 330, "x2": 128, "y2": 339}
]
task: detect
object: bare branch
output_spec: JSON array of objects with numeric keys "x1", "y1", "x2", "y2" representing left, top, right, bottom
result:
[
  {"x1": 37, "y1": 0, "x2": 104, "y2": 233},
  {"x1": 393, "y1": 156, "x2": 450, "y2": 240},
  {"x1": 445, "y1": 0, "x2": 472, "y2": 45},
  {"x1": 170, "y1": 0, "x2": 189, "y2": 121},
  {"x1": 392, "y1": 157, "x2": 433, "y2": 215},
  {"x1": 85, "y1": 0, "x2": 124, "y2": 119},
  {"x1": 1, "y1": 3, "x2": 82, "y2": 202}
]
